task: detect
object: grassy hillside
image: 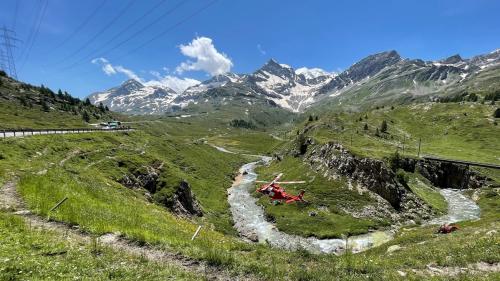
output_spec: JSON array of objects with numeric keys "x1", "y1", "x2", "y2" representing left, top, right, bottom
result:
[
  {"x1": 0, "y1": 73, "x2": 119, "y2": 129},
  {"x1": 177, "y1": 84, "x2": 297, "y2": 129},
  {"x1": 0, "y1": 115, "x2": 498, "y2": 280},
  {"x1": 0, "y1": 72, "x2": 499, "y2": 280},
  {"x1": 0, "y1": 212, "x2": 197, "y2": 280},
  {"x1": 304, "y1": 102, "x2": 499, "y2": 164}
]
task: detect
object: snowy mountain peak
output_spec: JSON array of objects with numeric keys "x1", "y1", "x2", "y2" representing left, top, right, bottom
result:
[
  {"x1": 257, "y1": 59, "x2": 296, "y2": 80},
  {"x1": 440, "y1": 54, "x2": 463, "y2": 64},
  {"x1": 88, "y1": 79, "x2": 179, "y2": 114},
  {"x1": 295, "y1": 67, "x2": 334, "y2": 79},
  {"x1": 249, "y1": 59, "x2": 336, "y2": 112},
  {"x1": 121, "y1": 79, "x2": 144, "y2": 91}
]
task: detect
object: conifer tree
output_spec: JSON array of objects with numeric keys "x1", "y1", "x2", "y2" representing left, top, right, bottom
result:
[{"x1": 381, "y1": 120, "x2": 388, "y2": 133}]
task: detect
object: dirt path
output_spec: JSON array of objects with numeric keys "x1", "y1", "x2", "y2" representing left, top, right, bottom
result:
[
  {"x1": 59, "y1": 149, "x2": 82, "y2": 166},
  {"x1": 0, "y1": 181, "x2": 256, "y2": 281},
  {"x1": 411, "y1": 262, "x2": 500, "y2": 277}
]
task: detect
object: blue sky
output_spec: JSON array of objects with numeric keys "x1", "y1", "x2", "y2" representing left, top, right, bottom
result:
[{"x1": 1, "y1": 0, "x2": 500, "y2": 98}]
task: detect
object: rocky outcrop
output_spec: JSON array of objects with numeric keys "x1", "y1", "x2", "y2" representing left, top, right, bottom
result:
[
  {"x1": 305, "y1": 142, "x2": 405, "y2": 209},
  {"x1": 119, "y1": 162, "x2": 202, "y2": 217},
  {"x1": 119, "y1": 163, "x2": 162, "y2": 193},
  {"x1": 303, "y1": 142, "x2": 435, "y2": 221},
  {"x1": 170, "y1": 180, "x2": 202, "y2": 217},
  {"x1": 393, "y1": 157, "x2": 491, "y2": 189}
]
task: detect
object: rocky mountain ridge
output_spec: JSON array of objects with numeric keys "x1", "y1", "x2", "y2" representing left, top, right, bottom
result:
[{"x1": 88, "y1": 49, "x2": 500, "y2": 115}]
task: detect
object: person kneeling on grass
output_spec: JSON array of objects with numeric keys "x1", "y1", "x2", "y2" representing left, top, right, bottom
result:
[{"x1": 437, "y1": 223, "x2": 459, "y2": 234}]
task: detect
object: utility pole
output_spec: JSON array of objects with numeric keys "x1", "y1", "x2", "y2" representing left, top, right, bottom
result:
[{"x1": 0, "y1": 26, "x2": 19, "y2": 79}]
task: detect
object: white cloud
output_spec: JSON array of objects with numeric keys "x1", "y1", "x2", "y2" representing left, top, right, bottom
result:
[
  {"x1": 145, "y1": 76, "x2": 200, "y2": 94},
  {"x1": 175, "y1": 36, "x2": 233, "y2": 76},
  {"x1": 92, "y1": 57, "x2": 142, "y2": 82},
  {"x1": 150, "y1": 70, "x2": 162, "y2": 79},
  {"x1": 92, "y1": 57, "x2": 199, "y2": 93},
  {"x1": 114, "y1": 65, "x2": 142, "y2": 81},
  {"x1": 257, "y1": 44, "x2": 266, "y2": 55}
]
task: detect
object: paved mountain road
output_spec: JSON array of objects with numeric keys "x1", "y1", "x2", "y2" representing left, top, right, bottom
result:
[{"x1": 1, "y1": 128, "x2": 132, "y2": 138}]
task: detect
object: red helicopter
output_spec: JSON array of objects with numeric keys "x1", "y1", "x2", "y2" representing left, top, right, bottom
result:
[{"x1": 255, "y1": 173, "x2": 307, "y2": 204}]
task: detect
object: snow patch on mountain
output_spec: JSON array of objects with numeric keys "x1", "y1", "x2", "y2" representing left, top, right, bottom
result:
[
  {"x1": 183, "y1": 73, "x2": 241, "y2": 95},
  {"x1": 295, "y1": 67, "x2": 335, "y2": 79}
]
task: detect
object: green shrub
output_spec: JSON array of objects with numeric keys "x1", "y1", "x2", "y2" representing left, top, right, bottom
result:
[
  {"x1": 203, "y1": 247, "x2": 235, "y2": 267},
  {"x1": 380, "y1": 120, "x2": 388, "y2": 133},
  {"x1": 229, "y1": 119, "x2": 256, "y2": 129},
  {"x1": 387, "y1": 152, "x2": 401, "y2": 170},
  {"x1": 152, "y1": 187, "x2": 175, "y2": 208},
  {"x1": 396, "y1": 169, "x2": 409, "y2": 185}
]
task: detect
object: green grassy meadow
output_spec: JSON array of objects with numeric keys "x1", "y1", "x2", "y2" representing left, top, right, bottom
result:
[
  {"x1": 0, "y1": 211, "x2": 198, "y2": 280},
  {"x1": 0, "y1": 101, "x2": 498, "y2": 280},
  {"x1": 307, "y1": 103, "x2": 499, "y2": 164}
]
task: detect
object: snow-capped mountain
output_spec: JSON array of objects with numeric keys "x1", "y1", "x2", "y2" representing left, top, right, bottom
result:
[
  {"x1": 88, "y1": 49, "x2": 500, "y2": 115},
  {"x1": 169, "y1": 59, "x2": 336, "y2": 112},
  {"x1": 245, "y1": 59, "x2": 335, "y2": 111},
  {"x1": 314, "y1": 49, "x2": 500, "y2": 109},
  {"x1": 184, "y1": 73, "x2": 241, "y2": 95},
  {"x1": 174, "y1": 73, "x2": 243, "y2": 107},
  {"x1": 88, "y1": 79, "x2": 179, "y2": 114}
]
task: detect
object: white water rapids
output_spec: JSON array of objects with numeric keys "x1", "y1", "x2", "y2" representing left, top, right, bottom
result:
[{"x1": 427, "y1": 189, "x2": 480, "y2": 225}]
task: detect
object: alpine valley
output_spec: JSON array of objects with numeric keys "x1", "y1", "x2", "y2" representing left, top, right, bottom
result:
[{"x1": 2, "y1": 1, "x2": 500, "y2": 280}]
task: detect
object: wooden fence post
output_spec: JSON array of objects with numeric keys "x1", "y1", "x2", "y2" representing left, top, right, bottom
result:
[
  {"x1": 191, "y1": 225, "x2": 202, "y2": 241},
  {"x1": 50, "y1": 197, "x2": 68, "y2": 212}
]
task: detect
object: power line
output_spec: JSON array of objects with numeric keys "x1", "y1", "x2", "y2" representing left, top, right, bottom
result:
[
  {"x1": 60, "y1": 0, "x2": 189, "y2": 71},
  {"x1": 17, "y1": 0, "x2": 43, "y2": 61},
  {"x1": 12, "y1": 0, "x2": 20, "y2": 31},
  {"x1": 53, "y1": 0, "x2": 136, "y2": 66},
  {"x1": 19, "y1": 0, "x2": 48, "y2": 71},
  {"x1": 113, "y1": 0, "x2": 219, "y2": 61},
  {"x1": 76, "y1": 0, "x2": 168, "y2": 64},
  {"x1": 44, "y1": 0, "x2": 108, "y2": 55},
  {"x1": 75, "y1": 0, "x2": 219, "y2": 79}
]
